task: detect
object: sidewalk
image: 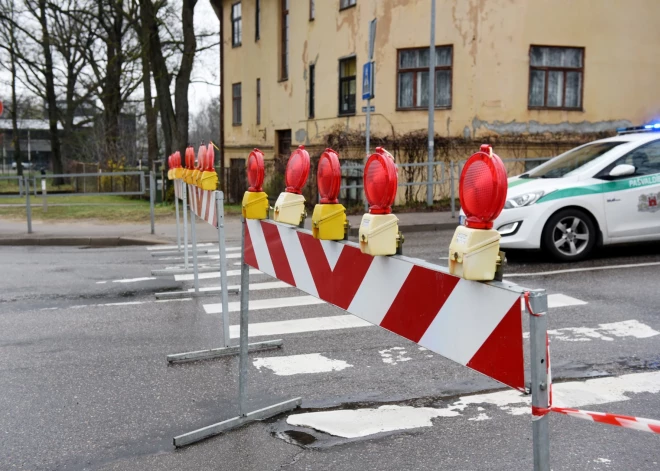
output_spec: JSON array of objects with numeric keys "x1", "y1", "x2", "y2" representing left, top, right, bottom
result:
[{"x1": 0, "y1": 211, "x2": 460, "y2": 246}]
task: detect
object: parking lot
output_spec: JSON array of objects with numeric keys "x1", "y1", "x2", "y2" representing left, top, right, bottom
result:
[{"x1": 2, "y1": 229, "x2": 660, "y2": 470}]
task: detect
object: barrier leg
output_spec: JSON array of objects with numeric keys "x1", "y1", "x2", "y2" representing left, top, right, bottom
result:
[
  {"x1": 528, "y1": 290, "x2": 550, "y2": 471},
  {"x1": 190, "y1": 207, "x2": 200, "y2": 294},
  {"x1": 25, "y1": 176, "x2": 32, "y2": 234},
  {"x1": 175, "y1": 186, "x2": 181, "y2": 252},
  {"x1": 172, "y1": 218, "x2": 301, "y2": 448},
  {"x1": 183, "y1": 186, "x2": 189, "y2": 269},
  {"x1": 216, "y1": 191, "x2": 231, "y2": 348},
  {"x1": 149, "y1": 171, "x2": 155, "y2": 235}
]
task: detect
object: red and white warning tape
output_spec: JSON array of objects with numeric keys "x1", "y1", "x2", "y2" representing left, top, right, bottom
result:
[{"x1": 524, "y1": 291, "x2": 660, "y2": 435}]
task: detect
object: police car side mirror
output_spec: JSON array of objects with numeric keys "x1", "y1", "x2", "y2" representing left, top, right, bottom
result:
[{"x1": 609, "y1": 164, "x2": 635, "y2": 178}]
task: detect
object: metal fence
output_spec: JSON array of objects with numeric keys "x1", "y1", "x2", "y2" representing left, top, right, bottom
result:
[{"x1": 0, "y1": 171, "x2": 155, "y2": 235}]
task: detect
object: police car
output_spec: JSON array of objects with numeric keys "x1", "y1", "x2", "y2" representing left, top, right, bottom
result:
[{"x1": 460, "y1": 125, "x2": 660, "y2": 261}]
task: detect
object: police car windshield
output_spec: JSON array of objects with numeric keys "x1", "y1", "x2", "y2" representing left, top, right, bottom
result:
[{"x1": 527, "y1": 142, "x2": 626, "y2": 178}]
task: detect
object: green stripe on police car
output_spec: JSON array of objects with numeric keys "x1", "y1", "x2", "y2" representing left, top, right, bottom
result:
[{"x1": 537, "y1": 173, "x2": 660, "y2": 204}]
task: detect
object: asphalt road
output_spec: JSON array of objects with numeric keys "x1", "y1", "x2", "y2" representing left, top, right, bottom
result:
[{"x1": 1, "y1": 229, "x2": 660, "y2": 470}]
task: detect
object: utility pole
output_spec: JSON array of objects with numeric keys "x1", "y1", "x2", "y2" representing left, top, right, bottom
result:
[{"x1": 426, "y1": 0, "x2": 436, "y2": 207}]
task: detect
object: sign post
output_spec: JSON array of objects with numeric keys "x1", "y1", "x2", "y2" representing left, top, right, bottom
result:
[{"x1": 363, "y1": 18, "x2": 377, "y2": 211}]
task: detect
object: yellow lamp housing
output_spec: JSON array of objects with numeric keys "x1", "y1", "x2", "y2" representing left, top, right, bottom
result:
[
  {"x1": 448, "y1": 225, "x2": 501, "y2": 281},
  {"x1": 200, "y1": 171, "x2": 218, "y2": 191},
  {"x1": 312, "y1": 203, "x2": 348, "y2": 240},
  {"x1": 242, "y1": 191, "x2": 269, "y2": 220},
  {"x1": 273, "y1": 192, "x2": 306, "y2": 226},
  {"x1": 174, "y1": 168, "x2": 184, "y2": 179},
  {"x1": 358, "y1": 213, "x2": 402, "y2": 256},
  {"x1": 191, "y1": 168, "x2": 201, "y2": 187}
]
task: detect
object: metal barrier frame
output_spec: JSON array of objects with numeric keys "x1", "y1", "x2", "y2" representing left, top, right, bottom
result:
[{"x1": 30, "y1": 171, "x2": 146, "y2": 197}]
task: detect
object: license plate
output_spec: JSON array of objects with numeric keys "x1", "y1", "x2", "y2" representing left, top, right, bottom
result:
[{"x1": 458, "y1": 215, "x2": 467, "y2": 226}]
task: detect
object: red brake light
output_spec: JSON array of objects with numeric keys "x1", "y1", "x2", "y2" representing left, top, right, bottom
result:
[
  {"x1": 364, "y1": 147, "x2": 398, "y2": 214},
  {"x1": 285, "y1": 145, "x2": 310, "y2": 194},
  {"x1": 317, "y1": 148, "x2": 341, "y2": 204},
  {"x1": 459, "y1": 144, "x2": 507, "y2": 229},
  {"x1": 247, "y1": 149, "x2": 265, "y2": 192}
]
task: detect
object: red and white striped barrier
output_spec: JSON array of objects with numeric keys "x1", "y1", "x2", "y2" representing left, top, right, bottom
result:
[
  {"x1": 174, "y1": 179, "x2": 184, "y2": 200},
  {"x1": 245, "y1": 219, "x2": 525, "y2": 391},
  {"x1": 534, "y1": 406, "x2": 660, "y2": 434},
  {"x1": 187, "y1": 184, "x2": 217, "y2": 227}
]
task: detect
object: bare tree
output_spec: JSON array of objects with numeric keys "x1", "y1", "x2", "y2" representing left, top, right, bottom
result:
[{"x1": 0, "y1": 0, "x2": 24, "y2": 175}]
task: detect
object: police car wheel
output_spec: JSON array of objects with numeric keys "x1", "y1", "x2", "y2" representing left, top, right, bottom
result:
[{"x1": 542, "y1": 208, "x2": 596, "y2": 262}]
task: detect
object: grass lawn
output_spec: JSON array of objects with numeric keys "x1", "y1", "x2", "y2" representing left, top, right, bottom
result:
[{"x1": 0, "y1": 195, "x2": 242, "y2": 222}]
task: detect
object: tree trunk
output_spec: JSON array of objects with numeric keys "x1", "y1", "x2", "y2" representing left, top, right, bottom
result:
[
  {"x1": 137, "y1": 6, "x2": 159, "y2": 168},
  {"x1": 173, "y1": 0, "x2": 198, "y2": 156},
  {"x1": 37, "y1": 0, "x2": 64, "y2": 181},
  {"x1": 140, "y1": 0, "x2": 178, "y2": 158},
  {"x1": 9, "y1": 24, "x2": 22, "y2": 176},
  {"x1": 218, "y1": 2, "x2": 225, "y2": 192},
  {"x1": 101, "y1": 1, "x2": 123, "y2": 164}
]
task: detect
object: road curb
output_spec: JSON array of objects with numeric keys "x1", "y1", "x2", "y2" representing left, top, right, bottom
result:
[{"x1": 0, "y1": 236, "x2": 167, "y2": 247}]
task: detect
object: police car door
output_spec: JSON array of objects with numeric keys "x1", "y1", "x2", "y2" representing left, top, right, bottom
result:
[{"x1": 598, "y1": 140, "x2": 660, "y2": 240}]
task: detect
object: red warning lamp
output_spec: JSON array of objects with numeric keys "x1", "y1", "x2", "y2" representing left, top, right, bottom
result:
[
  {"x1": 364, "y1": 147, "x2": 398, "y2": 214},
  {"x1": 317, "y1": 148, "x2": 341, "y2": 204},
  {"x1": 312, "y1": 148, "x2": 347, "y2": 240},
  {"x1": 459, "y1": 144, "x2": 507, "y2": 229},
  {"x1": 206, "y1": 145, "x2": 215, "y2": 171},
  {"x1": 247, "y1": 149, "x2": 265, "y2": 192},
  {"x1": 448, "y1": 144, "x2": 507, "y2": 281},
  {"x1": 284, "y1": 145, "x2": 310, "y2": 194},
  {"x1": 242, "y1": 148, "x2": 269, "y2": 219}
]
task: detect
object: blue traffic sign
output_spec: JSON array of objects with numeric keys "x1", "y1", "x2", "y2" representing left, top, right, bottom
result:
[{"x1": 362, "y1": 61, "x2": 374, "y2": 100}]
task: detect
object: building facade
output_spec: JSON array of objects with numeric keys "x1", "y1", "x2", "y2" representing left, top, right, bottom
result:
[{"x1": 217, "y1": 0, "x2": 660, "y2": 201}]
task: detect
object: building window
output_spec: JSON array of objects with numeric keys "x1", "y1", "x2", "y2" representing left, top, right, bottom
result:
[
  {"x1": 397, "y1": 46, "x2": 452, "y2": 110},
  {"x1": 255, "y1": 0, "x2": 260, "y2": 41},
  {"x1": 280, "y1": 0, "x2": 289, "y2": 80},
  {"x1": 529, "y1": 46, "x2": 584, "y2": 110},
  {"x1": 309, "y1": 0, "x2": 315, "y2": 20},
  {"x1": 231, "y1": 3, "x2": 242, "y2": 47},
  {"x1": 309, "y1": 64, "x2": 315, "y2": 118},
  {"x1": 338, "y1": 57, "x2": 356, "y2": 115},
  {"x1": 256, "y1": 78, "x2": 261, "y2": 125},
  {"x1": 232, "y1": 83, "x2": 242, "y2": 125},
  {"x1": 340, "y1": 0, "x2": 356, "y2": 10}
]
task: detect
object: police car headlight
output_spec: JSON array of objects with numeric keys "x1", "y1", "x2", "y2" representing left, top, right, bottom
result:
[{"x1": 504, "y1": 191, "x2": 545, "y2": 209}]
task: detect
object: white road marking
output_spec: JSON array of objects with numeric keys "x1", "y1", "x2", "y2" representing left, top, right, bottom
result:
[
  {"x1": 156, "y1": 253, "x2": 241, "y2": 261},
  {"x1": 184, "y1": 281, "x2": 291, "y2": 293},
  {"x1": 45, "y1": 298, "x2": 192, "y2": 311},
  {"x1": 505, "y1": 261, "x2": 660, "y2": 278},
  {"x1": 523, "y1": 319, "x2": 659, "y2": 342},
  {"x1": 147, "y1": 243, "x2": 214, "y2": 251},
  {"x1": 287, "y1": 405, "x2": 459, "y2": 438},
  {"x1": 253, "y1": 353, "x2": 353, "y2": 376},
  {"x1": 379, "y1": 347, "x2": 412, "y2": 365},
  {"x1": 521, "y1": 293, "x2": 587, "y2": 310},
  {"x1": 175, "y1": 269, "x2": 262, "y2": 281},
  {"x1": 205, "y1": 295, "x2": 325, "y2": 314},
  {"x1": 287, "y1": 371, "x2": 660, "y2": 438},
  {"x1": 96, "y1": 277, "x2": 156, "y2": 284},
  {"x1": 228, "y1": 315, "x2": 372, "y2": 338}
]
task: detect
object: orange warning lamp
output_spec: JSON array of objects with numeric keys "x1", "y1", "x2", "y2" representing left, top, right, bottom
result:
[
  {"x1": 173, "y1": 151, "x2": 184, "y2": 179},
  {"x1": 312, "y1": 148, "x2": 348, "y2": 240},
  {"x1": 183, "y1": 147, "x2": 195, "y2": 184},
  {"x1": 359, "y1": 147, "x2": 403, "y2": 256},
  {"x1": 242, "y1": 149, "x2": 269, "y2": 220},
  {"x1": 449, "y1": 144, "x2": 508, "y2": 281},
  {"x1": 200, "y1": 145, "x2": 218, "y2": 190},
  {"x1": 274, "y1": 145, "x2": 310, "y2": 226}
]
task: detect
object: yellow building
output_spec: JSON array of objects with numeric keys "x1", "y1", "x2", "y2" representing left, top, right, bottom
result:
[{"x1": 213, "y1": 0, "x2": 660, "y2": 202}]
